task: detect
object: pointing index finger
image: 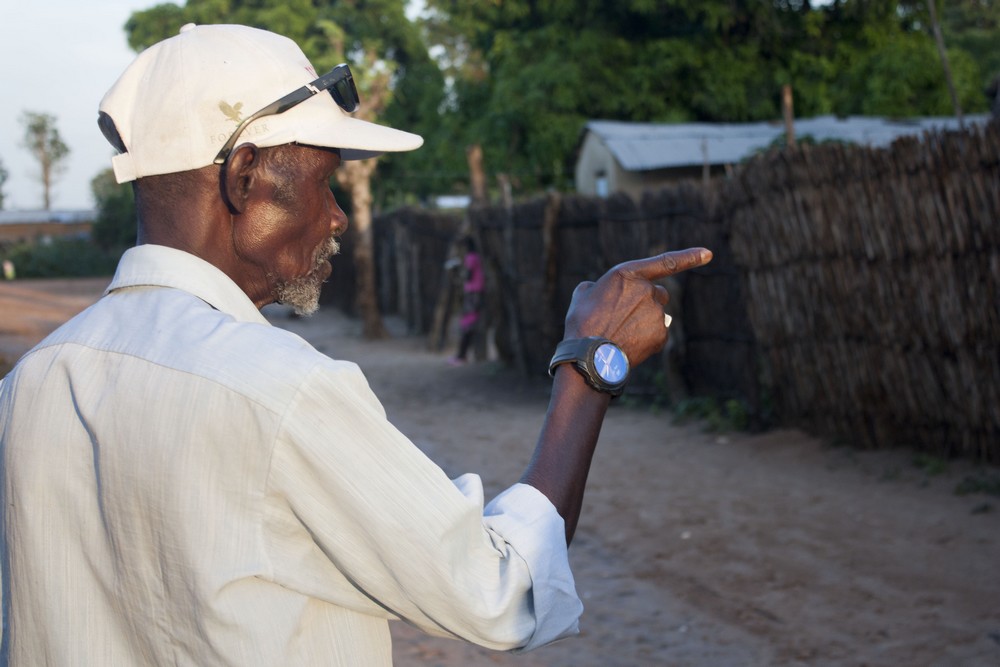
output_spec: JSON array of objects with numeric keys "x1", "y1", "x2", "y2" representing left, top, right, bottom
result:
[{"x1": 620, "y1": 248, "x2": 713, "y2": 281}]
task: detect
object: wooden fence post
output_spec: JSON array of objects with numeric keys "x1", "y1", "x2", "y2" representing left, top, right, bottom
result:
[
  {"x1": 498, "y1": 174, "x2": 528, "y2": 375},
  {"x1": 541, "y1": 192, "x2": 562, "y2": 347}
]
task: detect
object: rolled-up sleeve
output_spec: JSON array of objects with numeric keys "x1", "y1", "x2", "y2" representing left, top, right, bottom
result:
[
  {"x1": 480, "y1": 481, "x2": 582, "y2": 650},
  {"x1": 263, "y1": 360, "x2": 583, "y2": 651}
]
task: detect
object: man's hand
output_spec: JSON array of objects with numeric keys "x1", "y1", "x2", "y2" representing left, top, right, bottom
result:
[
  {"x1": 563, "y1": 248, "x2": 713, "y2": 366},
  {"x1": 523, "y1": 247, "x2": 713, "y2": 543}
]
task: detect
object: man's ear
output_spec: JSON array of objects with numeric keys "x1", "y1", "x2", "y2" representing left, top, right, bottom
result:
[{"x1": 220, "y1": 144, "x2": 261, "y2": 215}]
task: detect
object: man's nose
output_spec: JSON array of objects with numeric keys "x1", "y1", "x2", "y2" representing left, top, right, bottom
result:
[{"x1": 330, "y1": 200, "x2": 349, "y2": 237}]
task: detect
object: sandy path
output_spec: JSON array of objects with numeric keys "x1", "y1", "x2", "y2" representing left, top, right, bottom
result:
[{"x1": 2, "y1": 278, "x2": 999, "y2": 666}]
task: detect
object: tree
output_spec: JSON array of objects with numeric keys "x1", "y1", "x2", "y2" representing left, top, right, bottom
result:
[
  {"x1": 925, "y1": 0, "x2": 963, "y2": 125},
  {"x1": 90, "y1": 169, "x2": 136, "y2": 251},
  {"x1": 20, "y1": 111, "x2": 70, "y2": 210},
  {"x1": 939, "y1": 0, "x2": 1000, "y2": 105},
  {"x1": 0, "y1": 156, "x2": 8, "y2": 210},
  {"x1": 825, "y1": 0, "x2": 987, "y2": 118},
  {"x1": 419, "y1": 1, "x2": 814, "y2": 192},
  {"x1": 124, "y1": 0, "x2": 435, "y2": 338}
]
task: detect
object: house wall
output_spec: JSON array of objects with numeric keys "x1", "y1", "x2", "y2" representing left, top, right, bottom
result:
[
  {"x1": 574, "y1": 133, "x2": 722, "y2": 200},
  {"x1": 574, "y1": 132, "x2": 618, "y2": 197}
]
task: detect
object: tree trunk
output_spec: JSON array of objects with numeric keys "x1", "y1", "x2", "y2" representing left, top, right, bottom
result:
[
  {"x1": 782, "y1": 84, "x2": 796, "y2": 148},
  {"x1": 466, "y1": 144, "x2": 488, "y2": 206},
  {"x1": 337, "y1": 158, "x2": 387, "y2": 339},
  {"x1": 42, "y1": 156, "x2": 52, "y2": 210},
  {"x1": 926, "y1": 0, "x2": 964, "y2": 129}
]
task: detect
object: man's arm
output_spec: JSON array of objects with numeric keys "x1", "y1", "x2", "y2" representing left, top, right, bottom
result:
[{"x1": 520, "y1": 248, "x2": 713, "y2": 543}]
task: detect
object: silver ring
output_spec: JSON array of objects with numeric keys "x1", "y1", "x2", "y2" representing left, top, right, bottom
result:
[{"x1": 664, "y1": 313, "x2": 672, "y2": 328}]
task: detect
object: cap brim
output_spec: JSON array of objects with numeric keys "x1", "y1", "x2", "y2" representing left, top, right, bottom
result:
[
  {"x1": 264, "y1": 96, "x2": 424, "y2": 161},
  {"x1": 324, "y1": 116, "x2": 423, "y2": 161}
]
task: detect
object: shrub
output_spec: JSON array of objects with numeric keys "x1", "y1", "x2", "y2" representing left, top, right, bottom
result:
[{"x1": 2, "y1": 238, "x2": 120, "y2": 278}]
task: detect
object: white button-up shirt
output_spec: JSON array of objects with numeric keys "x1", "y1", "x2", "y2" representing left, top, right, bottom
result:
[{"x1": 0, "y1": 245, "x2": 582, "y2": 666}]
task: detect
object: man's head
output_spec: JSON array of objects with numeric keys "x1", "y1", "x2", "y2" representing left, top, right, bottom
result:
[{"x1": 98, "y1": 24, "x2": 423, "y2": 315}]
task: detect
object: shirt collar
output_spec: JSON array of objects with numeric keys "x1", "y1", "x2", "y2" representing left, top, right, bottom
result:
[{"x1": 105, "y1": 245, "x2": 270, "y2": 325}]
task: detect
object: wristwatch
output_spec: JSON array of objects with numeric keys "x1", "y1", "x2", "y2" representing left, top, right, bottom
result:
[{"x1": 548, "y1": 336, "x2": 630, "y2": 396}]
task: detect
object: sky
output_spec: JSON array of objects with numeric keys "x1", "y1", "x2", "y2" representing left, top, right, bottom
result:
[{"x1": 0, "y1": 1, "x2": 159, "y2": 211}]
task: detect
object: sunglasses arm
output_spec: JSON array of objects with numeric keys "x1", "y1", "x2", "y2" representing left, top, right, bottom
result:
[{"x1": 212, "y1": 91, "x2": 305, "y2": 164}]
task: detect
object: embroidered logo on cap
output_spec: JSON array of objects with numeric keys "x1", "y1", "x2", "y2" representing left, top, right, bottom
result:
[{"x1": 218, "y1": 101, "x2": 244, "y2": 124}]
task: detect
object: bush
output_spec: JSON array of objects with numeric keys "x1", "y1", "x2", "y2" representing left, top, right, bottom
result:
[
  {"x1": 90, "y1": 168, "x2": 136, "y2": 250},
  {"x1": 2, "y1": 238, "x2": 121, "y2": 278},
  {"x1": 672, "y1": 396, "x2": 751, "y2": 432}
]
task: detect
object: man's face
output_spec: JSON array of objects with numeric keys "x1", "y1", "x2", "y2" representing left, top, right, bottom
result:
[{"x1": 236, "y1": 145, "x2": 348, "y2": 315}]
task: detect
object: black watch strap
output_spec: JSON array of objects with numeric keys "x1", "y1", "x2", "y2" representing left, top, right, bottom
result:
[{"x1": 548, "y1": 336, "x2": 630, "y2": 397}]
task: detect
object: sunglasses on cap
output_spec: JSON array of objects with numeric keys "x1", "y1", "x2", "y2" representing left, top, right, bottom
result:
[{"x1": 213, "y1": 63, "x2": 360, "y2": 164}]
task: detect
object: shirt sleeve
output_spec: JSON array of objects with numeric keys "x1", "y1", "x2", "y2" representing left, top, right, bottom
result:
[
  {"x1": 453, "y1": 475, "x2": 582, "y2": 650},
  {"x1": 263, "y1": 359, "x2": 583, "y2": 651}
]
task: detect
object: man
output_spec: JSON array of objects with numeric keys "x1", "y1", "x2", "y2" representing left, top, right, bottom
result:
[{"x1": 0, "y1": 24, "x2": 711, "y2": 666}]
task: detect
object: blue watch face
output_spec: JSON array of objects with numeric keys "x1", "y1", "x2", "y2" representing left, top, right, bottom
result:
[{"x1": 593, "y1": 343, "x2": 628, "y2": 384}]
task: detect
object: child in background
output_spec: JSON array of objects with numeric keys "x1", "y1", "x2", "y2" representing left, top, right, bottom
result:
[{"x1": 448, "y1": 237, "x2": 484, "y2": 365}]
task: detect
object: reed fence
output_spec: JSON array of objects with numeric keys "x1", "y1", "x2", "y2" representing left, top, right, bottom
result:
[{"x1": 726, "y1": 122, "x2": 1000, "y2": 460}]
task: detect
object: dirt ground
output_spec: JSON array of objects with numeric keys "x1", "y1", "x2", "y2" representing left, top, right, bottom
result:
[{"x1": 1, "y1": 277, "x2": 998, "y2": 667}]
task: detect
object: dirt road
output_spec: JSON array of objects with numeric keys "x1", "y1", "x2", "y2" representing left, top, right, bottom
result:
[{"x1": 2, "y1": 277, "x2": 998, "y2": 666}]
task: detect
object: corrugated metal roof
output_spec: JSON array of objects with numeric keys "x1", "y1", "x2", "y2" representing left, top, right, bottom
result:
[{"x1": 585, "y1": 115, "x2": 991, "y2": 171}]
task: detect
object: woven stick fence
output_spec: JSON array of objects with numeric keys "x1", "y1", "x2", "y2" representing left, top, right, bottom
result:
[{"x1": 726, "y1": 121, "x2": 1000, "y2": 460}]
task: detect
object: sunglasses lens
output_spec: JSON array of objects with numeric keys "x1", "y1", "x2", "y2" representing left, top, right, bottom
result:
[{"x1": 330, "y1": 75, "x2": 359, "y2": 113}]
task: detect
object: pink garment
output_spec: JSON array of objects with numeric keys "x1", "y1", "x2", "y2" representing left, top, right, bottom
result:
[
  {"x1": 460, "y1": 310, "x2": 479, "y2": 330},
  {"x1": 464, "y1": 252, "x2": 485, "y2": 293},
  {"x1": 460, "y1": 252, "x2": 484, "y2": 330}
]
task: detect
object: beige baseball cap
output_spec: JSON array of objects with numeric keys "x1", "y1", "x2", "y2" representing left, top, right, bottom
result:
[{"x1": 99, "y1": 23, "x2": 423, "y2": 183}]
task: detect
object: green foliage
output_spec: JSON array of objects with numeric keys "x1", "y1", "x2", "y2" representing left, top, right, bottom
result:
[
  {"x1": 20, "y1": 112, "x2": 70, "y2": 164},
  {"x1": 125, "y1": 3, "x2": 188, "y2": 50},
  {"x1": 913, "y1": 452, "x2": 948, "y2": 476},
  {"x1": 90, "y1": 169, "x2": 137, "y2": 251},
  {"x1": 954, "y1": 472, "x2": 1000, "y2": 497},
  {"x1": 2, "y1": 239, "x2": 120, "y2": 279},
  {"x1": 836, "y1": 30, "x2": 986, "y2": 117},
  {"x1": 941, "y1": 0, "x2": 1000, "y2": 91},
  {"x1": 672, "y1": 396, "x2": 750, "y2": 433},
  {"x1": 0, "y1": 155, "x2": 7, "y2": 210}
]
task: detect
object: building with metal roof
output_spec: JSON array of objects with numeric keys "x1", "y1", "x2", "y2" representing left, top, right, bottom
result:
[
  {"x1": 0, "y1": 209, "x2": 96, "y2": 248},
  {"x1": 574, "y1": 114, "x2": 990, "y2": 199}
]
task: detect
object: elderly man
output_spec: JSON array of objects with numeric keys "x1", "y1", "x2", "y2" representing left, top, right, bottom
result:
[{"x1": 0, "y1": 24, "x2": 711, "y2": 666}]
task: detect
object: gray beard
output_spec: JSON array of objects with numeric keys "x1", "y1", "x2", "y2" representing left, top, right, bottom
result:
[{"x1": 273, "y1": 236, "x2": 340, "y2": 317}]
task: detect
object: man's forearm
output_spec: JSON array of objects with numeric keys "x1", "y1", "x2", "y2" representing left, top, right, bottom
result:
[{"x1": 520, "y1": 365, "x2": 611, "y2": 544}]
